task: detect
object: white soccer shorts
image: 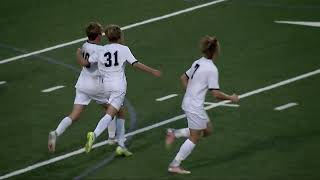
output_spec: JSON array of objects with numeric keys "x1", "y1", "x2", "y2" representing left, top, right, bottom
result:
[
  {"x1": 74, "y1": 89, "x2": 107, "y2": 105},
  {"x1": 185, "y1": 110, "x2": 210, "y2": 130},
  {"x1": 103, "y1": 91, "x2": 126, "y2": 111}
]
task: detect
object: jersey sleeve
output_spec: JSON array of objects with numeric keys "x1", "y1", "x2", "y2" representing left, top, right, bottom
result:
[
  {"x1": 208, "y1": 68, "x2": 220, "y2": 90},
  {"x1": 88, "y1": 52, "x2": 99, "y2": 63},
  {"x1": 88, "y1": 47, "x2": 102, "y2": 63},
  {"x1": 185, "y1": 67, "x2": 193, "y2": 79},
  {"x1": 125, "y1": 47, "x2": 138, "y2": 65},
  {"x1": 185, "y1": 61, "x2": 197, "y2": 79}
]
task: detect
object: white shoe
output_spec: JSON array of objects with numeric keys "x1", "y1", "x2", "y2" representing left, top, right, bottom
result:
[
  {"x1": 48, "y1": 131, "x2": 57, "y2": 153},
  {"x1": 168, "y1": 166, "x2": 191, "y2": 174}
]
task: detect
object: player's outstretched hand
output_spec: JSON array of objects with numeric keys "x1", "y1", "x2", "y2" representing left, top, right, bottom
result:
[
  {"x1": 152, "y1": 69, "x2": 162, "y2": 77},
  {"x1": 230, "y1": 94, "x2": 239, "y2": 103}
]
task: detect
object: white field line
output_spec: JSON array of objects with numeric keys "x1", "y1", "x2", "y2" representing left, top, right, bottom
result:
[
  {"x1": 1, "y1": 68, "x2": 319, "y2": 180},
  {"x1": 275, "y1": 21, "x2": 320, "y2": 28},
  {"x1": 0, "y1": 81, "x2": 6, "y2": 85},
  {"x1": 156, "y1": 94, "x2": 178, "y2": 101},
  {"x1": 274, "y1": 102, "x2": 298, "y2": 111},
  {"x1": 41, "y1": 85, "x2": 65, "y2": 93},
  {"x1": 0, "y1": 0, "x2": 228, "y2": 65},
  {"x1": 204, "y1": 102, "x2": 239, "y2": 107}
]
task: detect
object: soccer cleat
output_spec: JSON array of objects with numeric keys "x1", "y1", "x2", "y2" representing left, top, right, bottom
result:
[
  {"x1": 48, "y1": 131, "x2": 57, "y2": 153},
  {"x1": 85, "y1": 132, "x2": 95, "y2": 153},
  {"x1": 115, "y1": 146, "x2": 133, "y2": 157},
  {"x1": 165, "y1": 128, "x2": 176, "y2": 149},
  {"x1": 106, "y1": 137, "x2": 117, "y2": 145},
  {"x1": 168, "y1": 166, "x2": 191, "y2": 174}
]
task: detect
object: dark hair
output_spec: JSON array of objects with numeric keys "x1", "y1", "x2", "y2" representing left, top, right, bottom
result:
[
  {"x1": 200, "y1": 35, "x2": 219, "y2": 59},
  {"x1": 105, "y1": 24, "x2": 122, "y2": 42},
  {"x1": 85, "y1": 22, "x2": 102, "y2": 41}
]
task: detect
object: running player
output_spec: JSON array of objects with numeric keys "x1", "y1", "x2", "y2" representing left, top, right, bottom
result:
[
  {"x1": 77, "y1": 24, "x2": 162, "y2": 156},
  {"x1": 167, "y1": 36, "x2": 239, "y2": 174},
  {"x1": 48, "y1": 22, "x2": 123, "y2": 152}
]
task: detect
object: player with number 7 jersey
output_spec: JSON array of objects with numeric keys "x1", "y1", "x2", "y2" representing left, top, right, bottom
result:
[
  {"x1": 77, "y1": 24, "x2": 162, "y2": 155},
  {"x1": 166, "y1": 36, "x2": 239, "y2": 174}
]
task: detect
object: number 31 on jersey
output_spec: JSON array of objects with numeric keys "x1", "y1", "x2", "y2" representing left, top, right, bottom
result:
[{"x1": 104, "y1": 51, "x2": 119, "y2": 67}]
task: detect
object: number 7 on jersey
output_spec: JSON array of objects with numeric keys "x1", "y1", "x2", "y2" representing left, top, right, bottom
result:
[{"x1": 191, "y1": 64, "x2": 200, "y2": 79}]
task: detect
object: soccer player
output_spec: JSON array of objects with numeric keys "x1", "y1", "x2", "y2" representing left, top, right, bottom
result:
[
  {"x1": 48, "y1": 22, "x2": 124, "y2": 152},
  {"x1": 77, "y1": 24, "x2": 161, "y2": 156},
  {"x1": 167, "y1": 36, "x2": 239, "y2": 174}
]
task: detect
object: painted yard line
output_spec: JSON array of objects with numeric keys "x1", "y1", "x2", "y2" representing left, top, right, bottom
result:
[
  {"x1": 204, "y1": 102, "x2": 239, "y2": 107},
  {"x1": 0, "y1": 0, "x2": 228, "y2": 65},
  {"x1": 1, "y1": 68, "x2": 319, "y2": 180},
  {"x1": 0, "y1": 42, "x2": 80, "y2": 72},
  {"x1": 156, "y1": 94, "x2": 178, "y2": 101},
  {"x1": 274, "y1": 102, "x2": 298, "y2": 111},
  {"x1": 0, "y1": 81, "x2": 6, "y2": 85},
  {"x1": 41, "y1": 85, "x2": 65, "y2": 93},
  {"x1": 275, "y1": 21, "x2": 320, "y2": 27}
]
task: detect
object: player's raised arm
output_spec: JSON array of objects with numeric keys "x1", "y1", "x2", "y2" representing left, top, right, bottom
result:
[
  {"x1": 132, "y1": 62, "x2": 162, "y2": 77},
  {"x1": 76, "y1": 48, "x2": 90, "y2": 67}
]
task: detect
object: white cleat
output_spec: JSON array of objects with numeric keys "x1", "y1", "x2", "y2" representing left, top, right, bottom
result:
[
  {"x1": 168, "y1": 166, "x2": 191, "y2": 174},
  {"x1": 48, "y1": 131, "x2": 57, "y2": 153}
]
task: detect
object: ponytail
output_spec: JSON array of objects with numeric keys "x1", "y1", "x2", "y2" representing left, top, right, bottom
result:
[{"x1": 200, "y1": 35, "x2": 219, "y2": 59}]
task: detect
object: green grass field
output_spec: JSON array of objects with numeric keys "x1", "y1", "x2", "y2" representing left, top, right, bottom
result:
[{"x1": 1, "y1": 0, "x2": 320, "y2": 179}]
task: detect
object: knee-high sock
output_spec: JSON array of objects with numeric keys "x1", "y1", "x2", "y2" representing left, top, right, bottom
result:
[
  {"x1": 108, "y1": 118, "x2": 116, "y2": 139},
  {"x1": 94, "y1": 114, "x2": 112, "y2": 138},
  {"x1": 116, "y1": 118, "x2": 126, "y2": 147},
  {"x1": 170, "y1": 139, "x2": 196, "y2": 167},
  {"x1": 55, "y1": 117, "x2": 72, "y2": 136},
  {"x1": 174, "y1": 128, "x2": 190, "y2": 138}
]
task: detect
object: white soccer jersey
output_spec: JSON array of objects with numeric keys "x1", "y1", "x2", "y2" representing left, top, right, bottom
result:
[
  {"x1": 182, "y1": 57, "x2": 220, "y2": 115},
  {"x1": 75, "y1": 41, "x2": 104, "y2": 95},
  {"x1": 89, "y1": 43, "x2": 138, "y2": 92}
]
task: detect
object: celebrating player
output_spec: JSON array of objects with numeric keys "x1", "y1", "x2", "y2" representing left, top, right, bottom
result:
[
  {"x1": 48, "y1": 22, "x2": 124, "y2": 153},
  {"x1": 77, "y1": 24, "x2": 162, "y2": 156},
  {"x1": 167, "y1": 36, "x2": 239, "y2": 174}
]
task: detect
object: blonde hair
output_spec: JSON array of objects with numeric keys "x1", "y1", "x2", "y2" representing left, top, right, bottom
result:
[
  {"x1": 200, "y1": 35, "x2": 219, "y2": 59},
  {"x1": 105, "y1": 24, "x2": 122, "y2": 42}
]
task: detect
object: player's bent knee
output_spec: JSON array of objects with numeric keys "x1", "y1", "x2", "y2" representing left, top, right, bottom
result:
[
  {"x1": 68, "y1": 113, "x2": 80, "y2": 122},
  {"x1": 106, "y1": 104, "x2": 119, "y2": 118},
  {"x1": 189, "y1": 136, "x2": 200, "y2": 144}
]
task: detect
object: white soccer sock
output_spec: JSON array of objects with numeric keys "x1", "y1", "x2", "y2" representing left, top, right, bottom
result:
[
  {"x1": 174, "y1": 128, "x2": 190, "y2": 138},
  {"x1": 116, "y1": 118, "x2": 126, "y2": 147},
  {"x1": 94, "y1": 114, "x2": 112, "y2": 138},
  {"x1": 55, "y1": 117, "x2": 72, "y2": 136},
  {"x1": 170, "y1": 139, "x2": 196, "y2": 167},
  {"x1": 108, "y1": 118, "x2": 116, "y2": 139}
]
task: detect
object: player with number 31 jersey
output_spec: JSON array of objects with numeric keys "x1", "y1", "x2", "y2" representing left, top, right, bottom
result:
[
  {"x1": 77, "y1": 24, "x2": 162, "y2": 155},
  {"x1": 89, "y1": 43, "x2": 138, "y2": 93}
]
